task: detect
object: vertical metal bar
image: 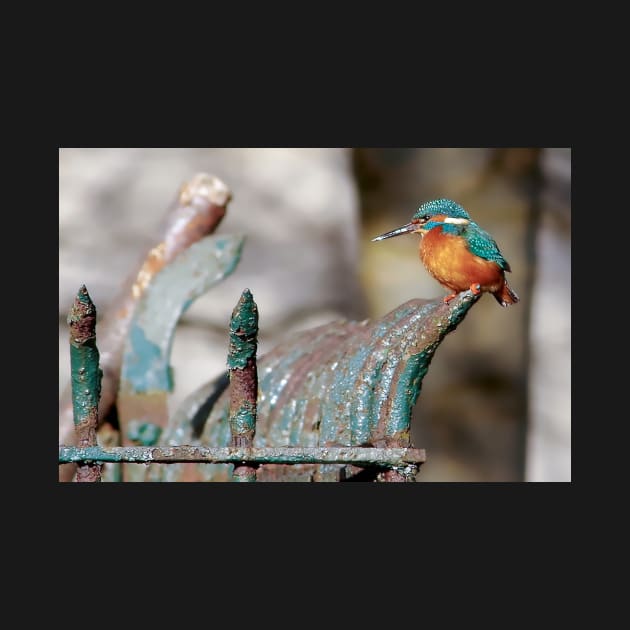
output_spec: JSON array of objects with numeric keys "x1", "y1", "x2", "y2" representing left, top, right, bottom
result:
[
  {"x1": 228, "y1": 289, "x2": 259, "y2": 482},
  {"x1": 68, "y1": 285, "x2": 102, "y2": 482}
]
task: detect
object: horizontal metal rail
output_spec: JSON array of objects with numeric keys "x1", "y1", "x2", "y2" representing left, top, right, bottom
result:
[{"x1": 59, "y1": 445, "x2": 426, "y2": 467}]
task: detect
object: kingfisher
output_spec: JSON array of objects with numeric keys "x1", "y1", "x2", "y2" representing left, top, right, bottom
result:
[{"x1": 372, "y1": 199, "x2": 519, "y2": 307}]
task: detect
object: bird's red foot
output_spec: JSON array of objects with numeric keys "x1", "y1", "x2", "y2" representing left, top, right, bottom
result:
[
  {"x1": 469, "y1": 283, "x2": 481, "y2": 295},
  {"x1": 443, "y1": 292, "x2": 458, "y2": 304}
]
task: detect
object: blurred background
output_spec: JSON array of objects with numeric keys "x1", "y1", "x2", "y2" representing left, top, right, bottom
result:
[{"x1": 59, "y1": 148, "x2": 571, "y2": 482}]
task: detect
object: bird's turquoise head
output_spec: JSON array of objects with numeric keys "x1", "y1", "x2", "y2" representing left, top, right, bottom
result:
[
  {"x1": 413, "y1": 199, "x2": 470, "y2": 222},
  {"x1": 372, "y1": 199, "x2": 471, "y2": 242}
]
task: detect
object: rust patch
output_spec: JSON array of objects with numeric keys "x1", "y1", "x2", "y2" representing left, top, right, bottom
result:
[
  {"x1": 231, "y1": 435, "x2": 254, "y2": 448},
  {"x1": 76, "y1": 414, "x2": 99, "y2": 448},
  {"x1": 229, "y1": 358, "x2": 257, "y2": 423},
  {"x1": 371, "y1": 429, "x2": 411, "y2": 449},
  {"x1": 76, "y1": 464, "x2": 102, "y2": 482},
  {"x1": 69, "y1": 314, "x2": 96, "y2": 345},
  {"x1": 68, "y1": 287, "x2": 96, "y2": 345},
  {"x1": 132, "y1": 243, "x2": 167, "y2": 298},
  {"x1": 257, "y1": 464, "x2": 317, "y2": 482},
  {"x1": 164, "y1": 205, "x2": 228, "y2": 254},
  {"x1": 378, "y1": 469, "x2": 407, "y2": 482}
]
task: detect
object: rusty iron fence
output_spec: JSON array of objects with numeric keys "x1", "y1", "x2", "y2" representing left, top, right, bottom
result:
[
  {"x1": 60, "y1": 285, "x2": 426, "y2": 482},
  {"x1": 59, "y1": 173, "x2": 481, "y2": 483}
]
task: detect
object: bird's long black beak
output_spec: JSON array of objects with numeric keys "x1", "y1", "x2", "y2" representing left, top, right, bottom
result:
[{"x1": 371, "y1": 222, "x2": 419, "y2": 242}]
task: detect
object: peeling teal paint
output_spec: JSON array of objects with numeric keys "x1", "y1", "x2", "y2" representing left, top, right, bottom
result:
[
  {"x1": 322, "y1": 343, "x2": 366, "y2": 445},
  {"x1": 369, "y1": 306, "x2": 423, "y2": 431},
  {"x1": 227, "y1": 288, "x2": 258, "y2": 370},
  {"x1": 386, "y1": 351, "x2": 430, "y2": 437},
  {"x1": 67, "y1": 286, "x2": 102, "y2": 428},
  {"x1": 353, "y1": 357, "x2": 383, "y2": 442},
  {"x1": 66, "y1": 286, "x2": 103, "y2": 481},
  {"x1": 124, "y1": 323, "x2": 172, "y2": 392},
  {"x1": 70, "y1": 345, "x2": 102, "y2": 426},
  {"x1": 120, "y1": 234, "x2": 245, "y2": 396},
  {"x1": 229, "y1": 401, "x2": 256, "y2": 438},
  {"x1": 227, "y1": 288, "x2": 258, "y2": 458}
]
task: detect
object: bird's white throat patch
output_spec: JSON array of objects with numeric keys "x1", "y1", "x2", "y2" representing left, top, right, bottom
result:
[{"x1": 443, "y1": 217, "x2": 470, "y2": 225}]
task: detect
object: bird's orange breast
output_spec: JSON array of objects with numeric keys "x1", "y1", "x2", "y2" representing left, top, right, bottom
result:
[{"x1": 419, "y1": 227, "x2": 504, "y2": 292}]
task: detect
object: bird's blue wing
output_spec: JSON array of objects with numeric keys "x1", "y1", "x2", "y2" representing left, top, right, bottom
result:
[
  {"x1": 444, "y1": 222, "x2": 511, "y2": 271},
  {"x1": 467, "y1": 223, "x2": 511, "y2": 271}
]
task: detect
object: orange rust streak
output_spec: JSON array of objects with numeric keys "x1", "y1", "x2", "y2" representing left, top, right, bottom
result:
[
  {"x1": 131, "y1": 243, "x2": 167, "y2": 298},
  {"x1": 420, "y1": 228, "x2": 503, "y2": 293}
]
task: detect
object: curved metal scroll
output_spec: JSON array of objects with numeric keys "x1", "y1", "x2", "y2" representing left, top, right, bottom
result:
[
  {"x1": 116, "y1": 233, "x2": 245, "y2": 481},
  {"x1": 154, "y1": 289, "x2": 480, "y2": 481}
]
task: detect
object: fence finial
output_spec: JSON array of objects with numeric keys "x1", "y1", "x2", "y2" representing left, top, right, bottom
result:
[
  {"x1": 68, "y1": 285, "x2": 102, "y2": 482},
  {"x1": 228, "y1": 288, "x2": 259, "y2": 481}
]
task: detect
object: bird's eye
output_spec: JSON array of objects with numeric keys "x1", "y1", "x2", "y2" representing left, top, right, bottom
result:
[{"x1": 420, "y1": 214, "x2": 430, "y2": 222}]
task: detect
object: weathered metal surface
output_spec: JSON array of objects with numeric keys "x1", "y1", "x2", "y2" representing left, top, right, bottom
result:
[
  {"x1": 232, "y1": 468, "x2": 258, "y2": 482},
  {"x1": 117, "y1": 233, "x2": 245, "y2": 481},
  {"x1": 228, "y1": 289, "x2": 259, "y2": 445},
  {"x1": 377, "y1": 466, "x2": 419, "y2": 482},
  {"x1": 59, "y1": 173, "x2": 233, "y2": 482},
  {"x1": 59, "y1": 445, "x2": 427, "y2": 465},
  {"x1": 157, "y1": 289, "x2": 479, "y2": 481},
  {"x1": 228, "y1": 289, "x2": 259, "y2": 481},
  {"x1": 67, "y1": 286, "x2": 102, "y2": 482}
]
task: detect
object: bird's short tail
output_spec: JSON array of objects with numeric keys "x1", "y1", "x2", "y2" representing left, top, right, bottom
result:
[{"x1": 493, "y1": 280, "x2": 520, "y2": 307}]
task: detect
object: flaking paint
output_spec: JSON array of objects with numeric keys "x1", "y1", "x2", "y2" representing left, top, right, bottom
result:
[{"x1": 227, "y1": 288, "x2": 259, "y2": 370}]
